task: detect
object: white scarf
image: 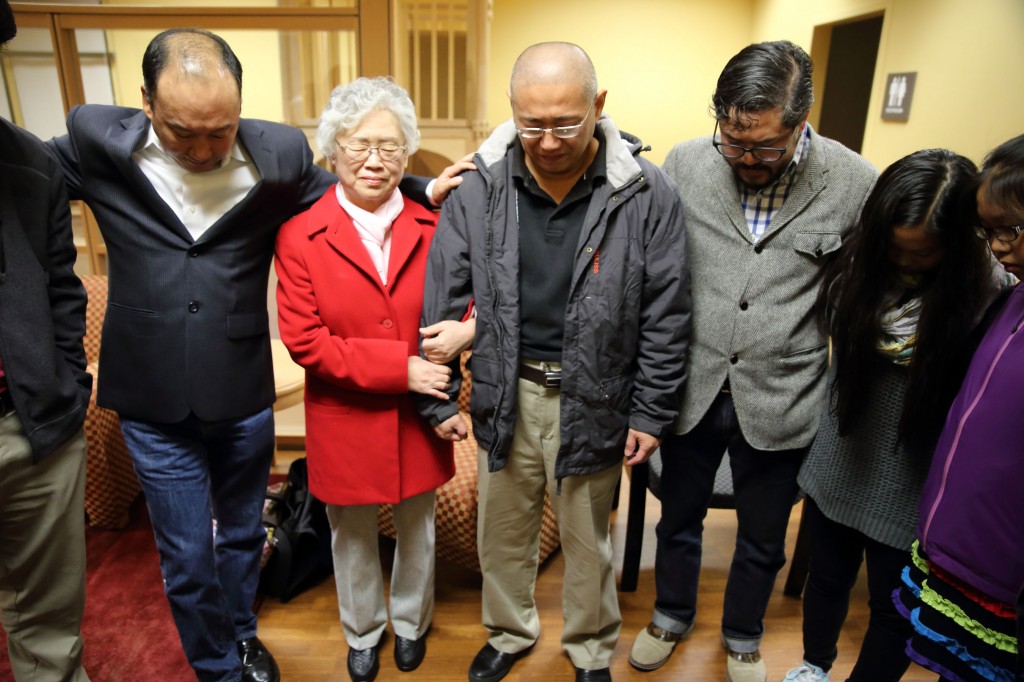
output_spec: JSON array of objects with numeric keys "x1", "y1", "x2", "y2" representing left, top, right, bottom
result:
[{"x1": 335, "y1": 185, "x2": 404, "y2": 285}]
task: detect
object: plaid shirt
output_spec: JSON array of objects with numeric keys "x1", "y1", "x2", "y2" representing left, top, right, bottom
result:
[{"x1": 740, "y1": 124, "x2": 811, "y2": 240}]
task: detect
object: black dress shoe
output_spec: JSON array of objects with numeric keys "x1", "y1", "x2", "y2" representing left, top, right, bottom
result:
[
  {"x1": 347, "y1": 645, "x2": 380, "y2": 682},
  {"x1": 394, "y1": 634, "x2": 427, "y2": 672},
  {"x1": 575, "y1": 666, "x2": 612, "y2": 682},
  {"x1": 237, "y1": 637, "x2": 280, "y2": 682},
  {"x1": 468, "y1": 643, "x2": 531, "y2": 682}
]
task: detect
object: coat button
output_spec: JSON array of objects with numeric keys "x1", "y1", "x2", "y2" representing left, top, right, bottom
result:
[
  {"x1": 754, "y1": 244, "x2": 764, "y2": 254},
  {"x1": 739, "y1": 300, "x2": 748, "y2": 311},
  {"x1": 382, "y1": 319, "x2": 393, "y2": 329},
  {"x1": 814, "y1": 247, "x2": 824, "y2": 257},
  {"x1": 188, "y1": 300, "x2": 200, "y2": 313},
  {"x1": 188, "y1": 249, "x2": 199, "y2": 258},
  {"x1": 729, "y1": 353, "x2": 738, "y2": 364}
]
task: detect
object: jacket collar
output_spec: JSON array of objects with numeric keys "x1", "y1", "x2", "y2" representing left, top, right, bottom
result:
[
  {"x1": 711, "y1": 125, "x2": 829, "y2": 243},
  {"x1": 305, "y1": 188, "x2": 434, "y2": 291},
  {"x1": 112, "y1": 110, "x2": 275, "y2": 244},
  {"x1": 476, "y1": 114, "x2": 643, "y2": 191}
]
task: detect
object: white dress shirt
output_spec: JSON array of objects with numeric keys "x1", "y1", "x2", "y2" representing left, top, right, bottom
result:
[{"x1": 132, "y1": 125, "x2": 261, "y2": 241}]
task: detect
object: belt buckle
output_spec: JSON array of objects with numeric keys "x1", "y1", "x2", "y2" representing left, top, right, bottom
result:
[{"x1": 543, "y1": 371, "x2": 561, "y2": 388}]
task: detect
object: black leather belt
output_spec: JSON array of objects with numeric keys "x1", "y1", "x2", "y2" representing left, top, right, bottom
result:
[
  {"x1": 520, "y1": 363, "x2": 561, "y2": 388},
  {"x1": 0, "y1": 390, "x2": 14, "y2": 416}
]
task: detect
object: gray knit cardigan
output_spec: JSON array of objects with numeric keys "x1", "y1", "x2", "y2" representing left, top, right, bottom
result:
[{"x1": 797, "y1": 361, "x2": 931, "y2": 550}]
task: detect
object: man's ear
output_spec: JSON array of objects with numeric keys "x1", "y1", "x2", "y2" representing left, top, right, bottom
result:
[{"x1": 141, "y1": 86, "x2": 154, "y2": 119}]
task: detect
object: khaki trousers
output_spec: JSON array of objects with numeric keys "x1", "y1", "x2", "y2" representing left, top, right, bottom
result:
[
  {"x1": 326, "y1": 490, "x2": 436, "y2": 649},
  {"x1": 477, "y1": 370, "x2": 622, "y2": 669},
  {"x1": 0, "y1": 412, "x2": 89, "y2": 682}
]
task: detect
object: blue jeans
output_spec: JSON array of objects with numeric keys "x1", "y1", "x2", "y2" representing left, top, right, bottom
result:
[
  {"x1": 120, "y1": 408, "x2": 274, "y2": 682},
  {"x1": 652, "y1": 392, "x2": 804, "y2": 653}
]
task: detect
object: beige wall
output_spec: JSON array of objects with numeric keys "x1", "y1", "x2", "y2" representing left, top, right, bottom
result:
[
  {"x1": 488, "y1": 0, "x2": 755, "y2": 165},
  {"x1": 752, "y1": 0, "x2": 1024, "y2": 168},
  {"x1": 106, "y1": 28, "x2": 285, "y2": 122},
  {"x1": 489, "y1": 0, "x2": 1024, "y2": 170}
]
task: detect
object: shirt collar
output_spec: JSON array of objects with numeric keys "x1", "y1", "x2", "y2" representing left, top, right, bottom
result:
[{"x1": 510, "y1": 131, "x2": 608, "y2": 189}]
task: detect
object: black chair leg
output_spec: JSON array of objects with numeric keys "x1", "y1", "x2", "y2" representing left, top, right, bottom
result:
[
  {"x1": 784, "y1": 498, "x2": 811, "y2": 597},
  {"x1": 619, "y1": 461, "x2": 649, "y2": 592}
]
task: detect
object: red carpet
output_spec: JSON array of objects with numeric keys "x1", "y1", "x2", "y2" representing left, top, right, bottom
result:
[{"x1": 0, "y1": 502, "x2": 192, "y2": 680}]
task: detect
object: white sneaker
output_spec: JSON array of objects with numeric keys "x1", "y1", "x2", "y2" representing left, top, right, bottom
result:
[
  {"x1": 726, "y1": 650, "x2": 766, "y2": 682},
  {"x1": 782, "y1": 662, "x2": 830, "y2": 681}
]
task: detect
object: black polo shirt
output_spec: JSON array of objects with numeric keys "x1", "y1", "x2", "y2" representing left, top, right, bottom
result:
[{"x1": 511, "y1": 137, "x2": 607, "y2": 361}]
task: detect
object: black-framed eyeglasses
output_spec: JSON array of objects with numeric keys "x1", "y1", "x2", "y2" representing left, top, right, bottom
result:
[
  {"x1": 515, "y1": 103, "x2": 594, "y2": 140},
  {"x1": 338, "y1": 142, "x2": 407, "y2": 162},
  {"x1": 712, "y1": 120, "x2": 794, "y2": 162},
  {"x1": 974, "y1": 224, "x2": 1022, "y2": 243}
]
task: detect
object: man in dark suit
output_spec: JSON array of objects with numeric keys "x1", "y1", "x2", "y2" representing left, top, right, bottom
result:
[
  {"x1": 47, "y1": 28, "x2": 467, "y2": 682},
  {"x1": 0, "y1": 1, "x2": 92, "y2": 679}
]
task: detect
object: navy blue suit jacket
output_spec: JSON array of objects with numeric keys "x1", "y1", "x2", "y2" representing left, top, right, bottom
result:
[{"x1": 48, "y1": 104, "x2": 429, "y2": 423}]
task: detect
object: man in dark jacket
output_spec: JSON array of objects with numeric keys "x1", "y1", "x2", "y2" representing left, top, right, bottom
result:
[
  {"x1": 419, "y1": 42, "x2": 690, "y2": 682},
  {"x1": 0, "y1": 2, "x2": 92, "y2": 680}
]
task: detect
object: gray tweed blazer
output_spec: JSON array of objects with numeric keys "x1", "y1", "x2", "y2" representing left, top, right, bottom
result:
[{"x1": 663, "y1": 128, "x2": 877, "y2": 450}]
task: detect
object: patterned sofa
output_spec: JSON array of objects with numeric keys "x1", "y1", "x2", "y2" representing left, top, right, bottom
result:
[
  {"x1": 81, "y1": 275, "x2": 142, "y2": 528},
  {"x1": 377, "y1": 352, "x2": 561, "y2": 571}
]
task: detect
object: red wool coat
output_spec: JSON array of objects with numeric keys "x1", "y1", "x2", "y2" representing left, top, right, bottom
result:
[{"x1": 274, "y1": 188, "x2": 454, "y2": 506}]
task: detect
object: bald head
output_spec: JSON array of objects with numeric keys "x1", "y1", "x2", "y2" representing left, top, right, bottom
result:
[
  {"x1": 509, "y1": 42, "x2": 598, "y2": 104},
  {"x1": 142, "y1": 28, "x2": 242, "y2": 104}
]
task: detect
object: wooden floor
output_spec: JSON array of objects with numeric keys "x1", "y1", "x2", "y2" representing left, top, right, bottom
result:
[{"x1": 259, "y1": 452, "x2": 935, "y2": 681}]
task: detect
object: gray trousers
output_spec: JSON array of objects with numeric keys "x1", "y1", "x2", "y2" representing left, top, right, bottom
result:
[
  {"x1": 326, "y1": 490, "x2": 436, "y2": 649},
  {"x1": 477, "y1": 369, "x2": 622, "y2": 670},
  {"x1": 0, "y1": 411, "x2": 89, "y2": 682}
]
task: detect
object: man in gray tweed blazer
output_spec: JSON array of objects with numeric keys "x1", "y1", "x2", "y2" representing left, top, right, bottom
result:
[{"x1": 627, "y1": 41, "x2": 877, "y2": 682}]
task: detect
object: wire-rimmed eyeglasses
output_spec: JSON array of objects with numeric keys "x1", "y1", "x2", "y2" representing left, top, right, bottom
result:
[
  {"x1": 515, "y1": 103, "x2": 594, "y2": 140},
  {"x1": 338, "y1": 142, "x2": 407, "y2": 162},
  {"x1": 974, "y1": 224, "x2": 1022, "y2": 243},
  {"x1": 712, "y1": 120, "x2": 795, "y2": 162}
]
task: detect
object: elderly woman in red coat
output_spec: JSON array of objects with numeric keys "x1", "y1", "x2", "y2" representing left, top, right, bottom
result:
[{"x1": 275, "y1": 77, "x2": 473, "y2": 682}]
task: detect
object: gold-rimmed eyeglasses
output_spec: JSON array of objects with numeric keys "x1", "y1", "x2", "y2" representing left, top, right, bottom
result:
[
  {"x1": 338, "y1": 142, "x2": 407, "y2": 162},
  {"x1": 515, "y1": 103, "x2": 594, "y2": 140}
]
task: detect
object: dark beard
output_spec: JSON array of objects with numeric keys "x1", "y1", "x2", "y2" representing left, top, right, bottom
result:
[{"x1": 731, "y1": 162, "x2": 784, "y2": 191}]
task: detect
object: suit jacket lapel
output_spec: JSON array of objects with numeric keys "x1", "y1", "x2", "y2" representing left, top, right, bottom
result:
[
  {"x1": 318, "y1": 196, "x2": 388, "y2": 289},
  {"x1": 197, "y1": 120, "x2": 269, "y2": 244},
  {"x1": 111, "y1": 111, "x2": 195, "y2": 243},
  {"x1": 709, "y1": 158, "x2": 756, "y2": 244},
  {"x1": 760, "y1": 130, "x2": 827, "y2": 240},
  {"x1": 386, "y1": 200, "x2": 429, "y2": 292}
]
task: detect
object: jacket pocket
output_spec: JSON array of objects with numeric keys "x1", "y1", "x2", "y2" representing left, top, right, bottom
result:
[
  {"x1": 107, "y1": 302, "x2": 161, "y2": 338},
  {"x1": 793, "y1": 231, "x2": 842, "y2": 259},
  {"x1": 226, "y1": 310, "x2": 269, "y2": 339},
  {"x1": 466, "y1": 356, "x2": 498, "y2": 446},
  {"x1": 583, "y1": 373, "x2": 632, "y2": 456},
  {"x1": 776, "y1": 343, "x2": 828, "y2": 378}
]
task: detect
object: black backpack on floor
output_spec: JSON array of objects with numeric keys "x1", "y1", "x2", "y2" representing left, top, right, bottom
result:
[{"x1": 258, "y1": 457, "x2": 334, "y2": 603}]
